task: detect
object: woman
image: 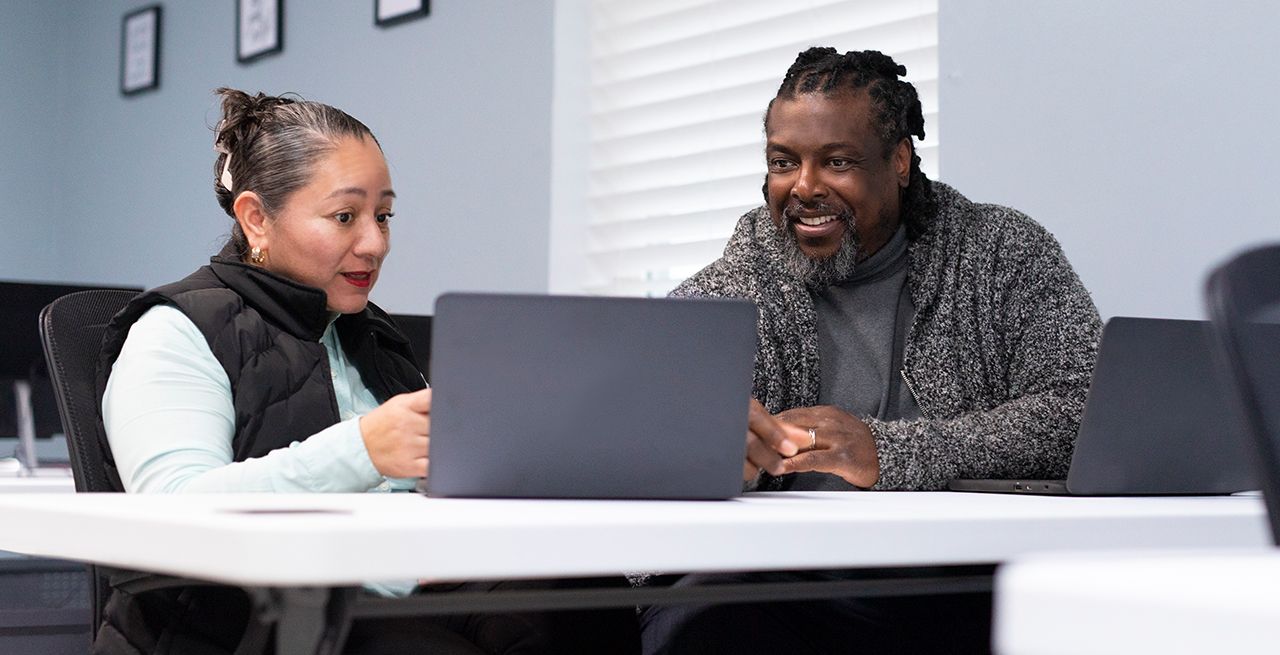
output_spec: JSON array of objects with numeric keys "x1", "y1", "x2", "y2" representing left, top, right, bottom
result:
[{"x1": 97, "y1": 88, "x2": 636, "y2": 654}]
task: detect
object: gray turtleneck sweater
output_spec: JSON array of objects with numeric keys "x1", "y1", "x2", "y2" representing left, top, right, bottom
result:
[
  {"x1": 813, "y1": 224, "x2": 920, "y2": 423},
  {"x1": 781, "y1": 226, "x2": 921, "y2": 491}
]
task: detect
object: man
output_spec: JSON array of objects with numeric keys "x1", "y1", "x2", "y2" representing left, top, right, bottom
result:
[{"x1": 641, "y1": 48, "x2": 1102, "y2": 653}]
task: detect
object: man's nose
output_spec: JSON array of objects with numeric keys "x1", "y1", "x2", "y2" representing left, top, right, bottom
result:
[{"x1": 791, "y1": 164, "x2": 827, "y2": 203}]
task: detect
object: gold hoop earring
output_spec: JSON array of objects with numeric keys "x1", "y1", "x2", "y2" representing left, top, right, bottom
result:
[{"x1": 249, "y1": 247, "x2": 267, "y2": 265}]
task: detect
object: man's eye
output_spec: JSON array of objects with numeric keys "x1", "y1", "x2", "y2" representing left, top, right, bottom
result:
[
  {"x1": 829, "y1": 158, "x2": 851, "y2": 169},
  {"x1": 376, "y1": 212, "x2": 395, "y2": 224},
  {"x1": 335, "y1": 212, "x2": 354, "y2": 224},
  {"x1": 768, "y1": 159, "x2": 795, "y2": 171}
]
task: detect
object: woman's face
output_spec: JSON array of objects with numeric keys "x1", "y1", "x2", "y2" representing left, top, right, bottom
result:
[{"x1": 257, "y1": 136, "x2": 395, "y2": 314}]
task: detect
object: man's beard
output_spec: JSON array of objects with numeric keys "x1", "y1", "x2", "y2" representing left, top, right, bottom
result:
[{"x1": 776, "y1": 206, "x2": 861, "y2": 287}]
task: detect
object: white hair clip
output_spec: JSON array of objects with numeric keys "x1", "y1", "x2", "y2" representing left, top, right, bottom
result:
[{"x1": 220, "y1": 151, "x2": 234, "y2": 192}]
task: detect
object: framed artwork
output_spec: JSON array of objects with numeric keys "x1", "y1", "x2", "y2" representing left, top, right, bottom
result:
[
  {"x1": 375, "y1": 0, "x2": 429, "y2": 27},
  {"x1": 120, "y1": 5, "x2": 161, "y2": 96},
  {"x1": 237, "y1": 0, "x2": 283, "y2": 64}
]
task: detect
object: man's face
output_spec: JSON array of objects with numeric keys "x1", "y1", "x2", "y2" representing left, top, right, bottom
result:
[{"x1": 764, "y1": 91, "x2": 910, "y2": 280}]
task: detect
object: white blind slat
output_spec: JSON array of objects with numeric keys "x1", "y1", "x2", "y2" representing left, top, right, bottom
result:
[
  {"x1": 589, "y1": 205, "x2": 756, "y2": 253},
  {"x1": 592, "y1": 21, "x2": 937, "y2": 112},
  {"x1": 592, "y1": 53, "x2": 937, "y2": 140},
  {"x1": 592, "y1": 0, "x2": 934, "y2": 55}
]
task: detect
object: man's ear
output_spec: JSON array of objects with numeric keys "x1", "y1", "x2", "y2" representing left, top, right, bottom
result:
[
  {"x1": 893, "y1": 138, "x2": 911, "y2": 188},
  {"x1": 233, "y1": 192, "x2": 270, "y2": 250}
]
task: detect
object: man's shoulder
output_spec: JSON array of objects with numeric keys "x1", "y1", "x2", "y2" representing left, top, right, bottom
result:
[
  {"x1": 929, "y1": 183, "x2": 1063, "y2": 258},
  {"x1": 670, "y1": 256, "x2": 745, "y2": 299},
  {"x1": 669, "y1": 206, "x2": 774, "y2": 300}
]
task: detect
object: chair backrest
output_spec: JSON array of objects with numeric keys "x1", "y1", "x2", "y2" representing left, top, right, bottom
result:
[
  {"x1": 39, "y1": 289, "x2": 137, "y2": 493},
  {"x1": 388, "y1": 312, "x2": 432, "y2": 379},
  {"x1": 1205, "y1": 243, "x2": 1280, "y2": 545},
  {"x1": 38, "y1": 289, "x2": 137, "y2": 644}
]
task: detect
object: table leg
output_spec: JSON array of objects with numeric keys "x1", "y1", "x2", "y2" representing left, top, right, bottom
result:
[
  {"x1": 242, "y1": 586, "x2": 360, "y2": 655},
  {"x1": 273, "y1": 588, "x2": 330, "y2": 655}
]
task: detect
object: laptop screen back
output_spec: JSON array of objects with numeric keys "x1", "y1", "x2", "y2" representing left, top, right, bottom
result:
[
  {"x1": 1066, "y1": 317, "x2": 1256, "y2": 495},
  {"x1": 426, "y1": 293, "x2": 758, "y2": 499}
]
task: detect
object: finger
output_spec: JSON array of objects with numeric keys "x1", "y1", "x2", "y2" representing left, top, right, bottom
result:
[
  {"x1": 777, "y1": 450, "x2": 829, "y2": 476},
  {"x1": 743, "y1": 460, "x2": 758, "y2": 482},
  {"x1": 778, "y1": 450, "x2": 868, "y2": 487},
  {"x1": 402, "y1": 388, "x2": 433, "y2": 413},
  {"x1": 774, "y1": 408, "x2": 826, "y2": 452},
  {"x1": 746, "y1": 434, "x2": 787, "y2": 476},
  {"x1": 747, "y1": 399, "x2": 801, "y2": 457},
  {"x1": 412, "y1": 456, "x2": 428, "y2": 478},
  {"x1": 400, "y1": 413, "x2": 430, "y2": 437},
  {"x1": 775, "y1": 406, "x2": 816, "y2": 423}
]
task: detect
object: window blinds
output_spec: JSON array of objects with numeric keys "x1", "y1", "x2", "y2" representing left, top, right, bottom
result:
[{"x1": 586, "y1": 0, "x2": 939, "y2": 296}]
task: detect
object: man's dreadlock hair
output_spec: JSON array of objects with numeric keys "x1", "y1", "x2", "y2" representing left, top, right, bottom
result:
[{"x1": 766, "y1": 47, "x2": 934, "y2": 238}]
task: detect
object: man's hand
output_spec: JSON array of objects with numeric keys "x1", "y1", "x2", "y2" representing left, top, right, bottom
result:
[
  {"x1": 359, "y1": 388, "x2": 432, "y2": 479},
  {"x1": 743, "y1": 398, "x2": 810, "y2": 481},
  {"x1": 776, "y1": 405, "x2": 879, "y2": 488},
  {"x1": 742, "y1": 399, "x2": 880, "y2": 488}
]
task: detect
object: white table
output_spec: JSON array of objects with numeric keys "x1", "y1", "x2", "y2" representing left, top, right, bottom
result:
[
  {"x1": 0, "y1": 471, "x2": 75, "y2": 494},
  {"x1": 0, "y1": 491, "x2": 1268, "y2": 653},
  {"x1": 996, "y1": 550, "x2": 1280, "y2": 655}
]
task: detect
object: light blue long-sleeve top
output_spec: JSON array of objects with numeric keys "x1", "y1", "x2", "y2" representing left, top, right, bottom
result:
[{"x1": 102, "y1": 303, "x2": 418, "y2": 595}]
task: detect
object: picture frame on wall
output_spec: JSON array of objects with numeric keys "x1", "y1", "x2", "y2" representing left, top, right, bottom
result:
[
  {"x1": 237, "y1": 0, "x2": 283, "y2": 64},
  {"x1": 376, "y1": 0, "x2": 429, "y2": 27},
  {"x1": 120, "y1": 5, "x2": 161, "y2": 96}
]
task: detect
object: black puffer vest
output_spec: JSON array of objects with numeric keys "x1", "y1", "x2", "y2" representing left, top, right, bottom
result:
[{"x1": 91, "y1": 254, "x2": 426, "y2": 654}]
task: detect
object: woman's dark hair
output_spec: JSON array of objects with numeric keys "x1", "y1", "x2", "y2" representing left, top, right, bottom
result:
[
  {"x1": 212, "y1": 88, "x2": 380, "y2": 257},
  {"x1": 765, "y1": 47, "x2": 935, "y2": 237}
]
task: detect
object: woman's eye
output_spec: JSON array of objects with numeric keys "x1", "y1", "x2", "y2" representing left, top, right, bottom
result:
[
  {"x1": 335, "y1": 212, "x2": 354, "y2": 224},
  {"x1": 768, "y1": 159, "x2": 795, "y2": 171}
]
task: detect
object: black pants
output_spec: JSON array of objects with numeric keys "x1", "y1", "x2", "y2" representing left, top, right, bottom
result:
[
  {"x1": 344, "y1": 578, "x2": 641, "y2": 655},
  {"x1": 638, "y1": 571, "x2": 992, "y2": 655}
]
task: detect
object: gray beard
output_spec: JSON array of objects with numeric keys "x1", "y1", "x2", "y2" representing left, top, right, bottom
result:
[{"x1": 776, "y1": 216, "x2": 862, "y2": 287}]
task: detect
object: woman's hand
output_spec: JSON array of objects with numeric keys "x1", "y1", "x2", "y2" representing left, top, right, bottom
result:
[
  {"x1": 775, "y1": 405, "x2": 880, "y2": 488},
  {"x1": 359, "y1": 388, "x2": 431, "y2": 478}
]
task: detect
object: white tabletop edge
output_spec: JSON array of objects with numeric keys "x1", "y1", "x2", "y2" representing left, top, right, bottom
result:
[{"x1": 0, "y1": 492, "x2": 1268, "y2": 587}]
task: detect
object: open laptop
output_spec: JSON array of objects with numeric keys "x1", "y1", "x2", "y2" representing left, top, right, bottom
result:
[
  {"x1": 425, "y1": 293, "x2": 758, "y2": 499},
  {"x1": 948, "y1": 317, "x2": 1256, "y2": 496}
]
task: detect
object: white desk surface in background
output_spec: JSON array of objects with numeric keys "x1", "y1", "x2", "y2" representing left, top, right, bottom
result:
[
  {"x1": 0, "y1": 492, "x2": 1267, "y2": 588},
  {"x1": 0, "y1": 470, "x2": 75, "y2": 493},
  {"x1": 996, "y1": 550, "x2": 1280, "y2": 655}
]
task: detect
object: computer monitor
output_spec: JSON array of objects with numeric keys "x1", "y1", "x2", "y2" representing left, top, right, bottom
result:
[{"x1": 0, "y1": 281, "x2": 142, "y2": 465}]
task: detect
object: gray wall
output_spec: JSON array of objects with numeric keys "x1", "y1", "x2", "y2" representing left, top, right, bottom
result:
[
  {"x1": 9, "y1": 2, "x2": 1279, "y2": 319},
  {"x1": 0, "y1": 2, "x2": 73, "y2": 281},
  {"x1": 0, "y1": 0, "x2": 554, "y2": 313},
  {"x1": 940, "y1": 0, "x2": 1280, "y2": 320}
]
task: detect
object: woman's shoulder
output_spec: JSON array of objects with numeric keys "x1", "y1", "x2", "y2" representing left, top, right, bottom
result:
[{"x1": 124, "y1": 303, "x2": 209, "y2": 354}]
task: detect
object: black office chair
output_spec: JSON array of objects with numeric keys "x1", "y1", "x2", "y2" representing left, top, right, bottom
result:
[
  {"x1": 388, "y1": 312, "x2": 432, "y2": 379},
  {"x1": 38, "y1": 290, "x2": 136, "y2": 493},
  {"x1": 1205, "y1": 243, "x2": 1280, "y2": 545},
  {"x1": 37, "y1": 289, "x2": 138, "y2": 643}
]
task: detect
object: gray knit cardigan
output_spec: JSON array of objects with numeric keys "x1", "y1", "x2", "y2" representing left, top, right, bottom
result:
[{"x1": 671, "y1": 182, "x2": 1103, "y2": 490}]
